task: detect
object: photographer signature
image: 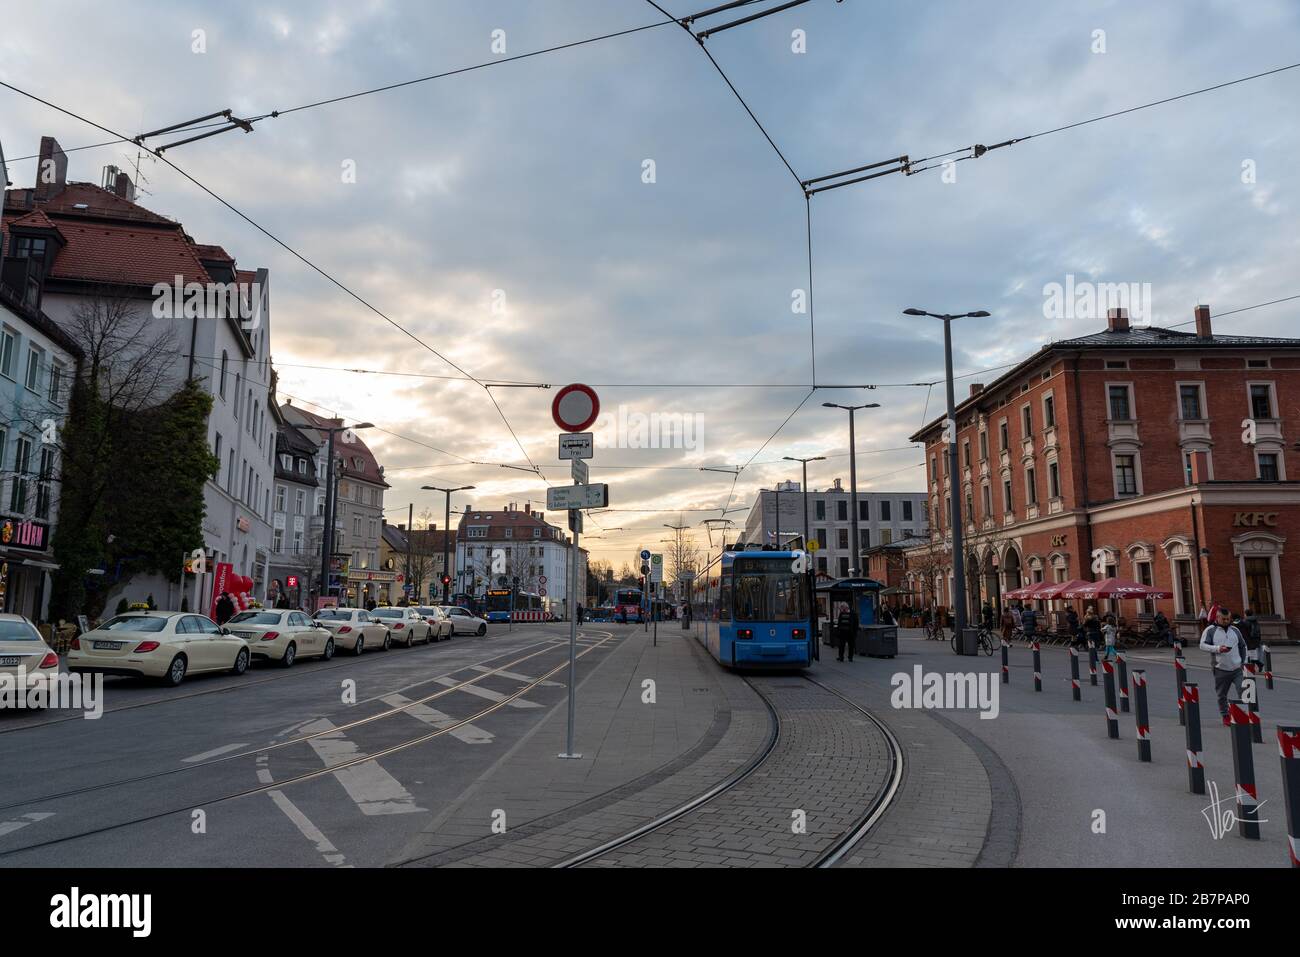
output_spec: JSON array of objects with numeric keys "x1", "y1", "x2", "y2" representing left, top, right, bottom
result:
[{"x1": 1200, "y1": 780, "x2": 1268, "y2": 839}]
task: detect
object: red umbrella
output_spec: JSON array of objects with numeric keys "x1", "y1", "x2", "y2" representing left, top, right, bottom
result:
[
  {"x1": 1005, "y1": 580, "x2": 1060, "y2": 600},
  {"x1": 1029, "y1": 578, "x2": 1096, "y2": 600},
  {"x1": 1059, "y1": 578, "x2": 1173, "y2": 600}
]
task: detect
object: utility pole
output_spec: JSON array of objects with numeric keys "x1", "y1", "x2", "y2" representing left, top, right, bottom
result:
[
  {"x1": 822, "y1": 403, "x2": 880, "y2": 576},
  {"x1": 424, "y1": 485, "x2": 474, "y2": 603},
  {"x1": 317, "y1": 420, "x2": 374, "y2": 610}
]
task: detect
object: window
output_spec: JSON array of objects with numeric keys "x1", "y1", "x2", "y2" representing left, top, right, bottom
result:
[
  {"x1": 999, "y1": 421, "x2": 1009, "y2": 451},
  {"x1": 978, "y1": 431, "x2": 988, "y2": 460},
  {"x1": 1025, "y1": 466, "x2": 1038, "y2": 506},
  {"x1": 1021, "y1": 405, "x2": 1032, "y2": 436},
  {"x1": 219, "y1": 351, "x2": 228, "y2": 398},
  {"x1": 815, "y1": 499, "x2": 825, "y2": 521},
  {"x1": 533, "y1": 527, "x2": 541, "y2": 538},
  {"x1": 1136, "y1": 561, "x2": 1154, "y2": 614},
  {"x1": 467, "y1": 526, "x2": 488, "y2": 539},
  {"x1": 504, "y1": 528, "x2": 513, "y2": 538},
  {"x1": 273, "y1": 527, "x2": 284, "y2": 552},
  {"x1": 1258, "y1": 453, "x2": 1280, "y2": 482},
  {"x1": 838, "y1": 557, "x2": 849, "y2": 577},
  {"x1": 902, "y1": 500, "x2": 913, "y2": 521},
  {"x1": 9, "y1": 437, "x2": 31, "y2": 512},
  {"x1": 214, "y1": 433, "x2": 223, "y2": 481},
  {"x1": 963, "y1": 440, "x2": 971, "y2": 468},
  {"x1": 1048, "y1": 462, "x2": 1060, "y2": 499},
  {"x1": 1179, "y1": 384, "x2": 1203, "y2": 420},
  {"x1": 0, "y1": 327, "x2": 16, "y2": 379},
  {"x1": 35, "y1": 447, "x2": 53, "y2": 519},
  {"x1": 858, "y1": 500, "x2": 870, "y2": 522},
  {"x1": 1108, "y1": 385, "x2": 1132, "y2": 421},
  {"x1": 295, "y1": 489, "x2": 306, "y2": 515},
  {"x1": 48, "y1": 362, "x2": 63, "y2": 403},
  {"x1": 837, "y1": 529, "x2": 849, "y2": 550},
  {"x1": 815, "y1": 528, "x2": 827, "y2": 549},
  {"x1": 981, "y1": 485, "x2": 992, "y2": 516},
  {"x1": 836, "y1": 500, "x2": 847, "y2": 521},
  {"x1": 879, "y1": 500, "x2": 891, "y2": 521},
  {"x1": 1044, "y1": 395, "x2": 1056, "y2": 428},
  {"x1": 280, "y1": 454, "x2": 291, "y2": 470},
  {"x1": 233, "y1": 374, "x2": 240, "y2": 419},
  {"x1": 1114, "y1": 454, "x2": 1138, "y2": 496},
  {"x1": 1174, "y1": 559, "x2": 1195, "y2": 615},
  {"x1": 298, "y1": 459, "x2": 307, "y2": 474},
  {"x1": 1250, "y1": 384, "x2": 1275, "y2": 419},
  {"x1": 1244, "y1": 557, "x2": 1275, "y2": 615},
  {"x1": 275, "y1": 485, "x2": 286, "y2": 512},
  {"x1": 879, "y1": 528, "x2": 892, "y2": 545},
  {"x1": 1002, "y1": 478, "x2": 1013, "y2": 512}
]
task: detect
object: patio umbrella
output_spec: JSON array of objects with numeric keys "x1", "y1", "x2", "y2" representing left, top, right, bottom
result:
[
  {"x1": 1002, "y1": 582, "x2": 1039, "y2": 600},
  {"x1": 1059, "y1": 578, "x2": 1173, "y2": 601},
  {"x1": 1029, "y1": 578, "x2": 1096, "y2": 601}
]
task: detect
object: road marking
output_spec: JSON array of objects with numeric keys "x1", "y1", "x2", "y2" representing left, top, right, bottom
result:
[
  {"x1": 266, "y1": 789, "x2": 348, "y2": 867},
  {"x1": 432, "y1": 676, "x2": 542, "y2": 708},
  {"x1": 300, "y1": 718, "x2": 426, "y2": 815},
  {"x1": 470, "y1": 665, "x2": 561, "y2": 687},
  {"x1": 380, "y1": 693, "x2": 494, "y2": 744},
  {"x1": 182, "y1": 743, "x2": 250, "y2": 763},
  {"x1": 0, "y1": 812, "x2": 54, "y2": 838}
]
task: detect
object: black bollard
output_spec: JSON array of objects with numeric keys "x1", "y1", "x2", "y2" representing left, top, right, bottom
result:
[
  {"x1": 1278, "y1": 726, "x2": 1300, "y2": 868},
  {"x1": 1117, "y1": 650, "x2": 1130, "y2": 714},
  {"x1": 1183, "y1": 682, "x2": 1205, "y2": 795},
  {"x1": 1264, "y1": 644, "x2": 1275, "y2": 691},
  {"x1": 1133, "y1": 669, "x2": 1151, "y2": 762},
  {"x1": 1244, "y1": 675, "x2": 1263, "y2": 745},
  {"x1": 1228, "y1": 700, "x2": 1261, "y2": 839},
  {"x1": 1069, "y1": 646, "x2": 1081, "y2": 702},
  {"x1": 1102, "y1": 660, "x2": 1119, "y2": 740},
  {"x1": 1032, "y1": 641, "x2": 1042, "y2": 693},
  {"x1": 1175, "y1": 651, "x2": 1187, "y2": 726},
  {"x1": 1088, "y1": 640, "x2": 1098, "y2": 687},
  {"x1": 1001, "y1": 638, "x2": 1009, "y2": 685}
]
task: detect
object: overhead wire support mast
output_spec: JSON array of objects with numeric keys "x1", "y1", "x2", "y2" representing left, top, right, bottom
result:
[
  {"x1": 694, "y1": 0, "x2": 816, "y2": 40},
  {"x1": 134, "y1": 109, "x2": 260, "y2": 154}
]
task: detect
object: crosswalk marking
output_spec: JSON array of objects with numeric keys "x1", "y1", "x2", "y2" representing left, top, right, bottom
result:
[
  {"x1": 432, "y1": 676, "x2": 542, "y2": 708},
  {"x1": 182, "y1": 743, "x2": 250, "y2": 763},
  {"x1": 380, "y1": 693, "x2": 494, "y2": 744},
  {"x1": 267, "y1": 789, "x2": 348, "y2": 867},
  {"x1": 300, "y1": 718, "x2": 426, "y2": 815},
  {"x1": 0, "y1": 811, "x2": 53, "y2": 839},
  {"x1": 470, "y1": 665, "x2": 561, "y2": 687}
]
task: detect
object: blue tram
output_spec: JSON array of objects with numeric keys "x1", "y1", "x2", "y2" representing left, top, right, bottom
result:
[{"x1": 694, "y1": 548, "x2": 812, "y2": 669}]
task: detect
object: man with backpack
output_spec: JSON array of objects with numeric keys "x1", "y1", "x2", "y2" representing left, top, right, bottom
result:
[{"x1": 1199, "y1": 606, "x2": 1248, "y2": 724}]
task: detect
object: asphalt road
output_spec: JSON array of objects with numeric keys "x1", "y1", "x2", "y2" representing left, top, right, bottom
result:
[{"x1": 0, "y1": 623, "x2": 621, "y2": 867}]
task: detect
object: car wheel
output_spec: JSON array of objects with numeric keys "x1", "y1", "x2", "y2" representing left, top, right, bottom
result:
[
  {"x1": 322, "y1": 638, "x2": 335, "y2": 661},
  {"x1": 382, "y1": 632, "x2": 392, "y2": 651},
  {"x1": 162, "y1": 654, "x2": 187, "y2": 687},
  {"x1": 230, "y1": 648, "x2": 250, "y2": 675},
  {"x1": 281, "y1": 642, "x2": 297, "y2": 668},
  {"x1": 353, "y1": 636, "x2": 365, "y2": 657},
  {"x1": 477, "y1": 623, "x2": 486, "y2": 636}
]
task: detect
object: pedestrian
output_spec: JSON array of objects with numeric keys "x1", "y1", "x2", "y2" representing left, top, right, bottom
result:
[
  {"x1": 1066, "y1": 606, "x2": 1081, "y2": 647},
  {"x1": 577, "y1": 603, "x2": 584, "y2": 624},
  {"x1": 880, "y1": 603, "x2": 896, "y2": 626},
  {"x1": 1200, "y1": 606, "x2": 1248, "y2": 724},
  {"x1": 1152, "y1": 609, "x2": 1172, "y2": 647},
  {"x1": 1000, "y1": 605, "x2": 1015, "y2": 642},
  {"x1": 365, "y1": 596, "x2": 376, "y2": 611},
  {"x1": 275, "y1": 591, "x2": 290, "y2": 609},
  {"x1": 214, "y1": 591, "x2": 235, "y2": 626},
  {"x1": 1021, "y1": 604, "x2": 1037, "y2": 640},
  {"x1": 1102, "y1": 613, "x2": 1118, "y2": 661},
  {"x1": 836, "y1": 604, "x2": 857, "y2": 662},
  {"x1": 980, "y1": 600, "x2": 994, "y2": 629},
  {"x1": 1241, "y1": 607, "x2": 1262, "y2": 668},
  {"x1": 1010, "y1": 603, "x2": 1023, "y2": 632},
  {"x1": 1083, "y1": 606, "x2": 1102, "y2": 651}
]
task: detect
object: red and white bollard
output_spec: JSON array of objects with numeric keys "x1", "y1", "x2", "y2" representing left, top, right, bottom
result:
[
  {"x1": 1175, "y1": 650, "x2": 1187, "y2": 727},
  {"x1": 1088, "y1": 641, "x2": 1098, "y2": 687},
  {"x1": 1278, "y1": 726, "x2": 1300, "y2": 868},
  {"x1": 1133, "y1": 669, "x2": 1151, "y2": 763},
  {"x1": 1227, "y1": 700, "x2": 1261, "y2": 840},
  {"x1": 1184, "y1": 682, "x2": 1205, "y2": 795},
  {"x1": 1102, "y1": 660, "x2": 1119, "y2": 740},
  {"x1": 1244, "y1": 674, "x2": 1263, "y2": 745},
  {"x1": 1001, "y1": 638, "x2": 1009, "y2": 685},
  {"x1": 1263, "y1": 645, "x2": 1275, "y2": 691},
  {"x1": 1069, "y1": 646, "x2": 1081, "y2": 702},
  {"x1": 1032, "y1": 641, "x2": 1042, "y2": 693},
  {"x1": 1117, "y1": 650, "x2": 1130, "y2": 714}
]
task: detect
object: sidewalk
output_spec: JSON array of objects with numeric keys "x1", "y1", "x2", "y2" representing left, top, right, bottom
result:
[{"x1": 394, "y1": 627, "x2": 771, "y2": 867}]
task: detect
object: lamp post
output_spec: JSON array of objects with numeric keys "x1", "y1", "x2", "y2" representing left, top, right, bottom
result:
[
  {"x1": 785, "y1": 454, "x2": 826, "y2": 656},
  {"x1": 783, "y1": 455, "x2": 826, "y2": 553},
  {"x1": 318, "y1": 421, "x2": 374, "y2": 609},
  {"x1": 422, "y1": 485, "x2": 475, "y2": 603},
  {"x1": 822, "y1": 403, "x2": 880, "y2": 575},
  {"x1": 903, "y1": 307, "x2": 990, "y2": 653}
]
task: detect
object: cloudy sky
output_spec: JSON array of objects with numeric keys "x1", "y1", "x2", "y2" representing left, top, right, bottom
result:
[{"x1": 3, "y1": 0, "x2": 1297, "y2": 566}]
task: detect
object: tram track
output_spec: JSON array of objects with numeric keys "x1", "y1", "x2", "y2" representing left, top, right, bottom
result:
[
  {"x1": 0, "y1": 635, "x2": 616, "y2": 857},
  {"x1": 555, "y1": 669, "x2": 903, "y2": 868}
]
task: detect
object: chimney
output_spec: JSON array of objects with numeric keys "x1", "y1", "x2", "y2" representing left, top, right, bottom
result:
[
  {"x1": 969, "y1": 383, "x2": 985, "y2": 397},
  {"x1": 397, "y1": 523, "x2": 406, "y2": 532},
  {"x1": 1194, "y1": 304, "x2": 1212, "y2": 339},
  {"x1": 33, "y1": 136, "x2": 68, "y2": 202},
  {"x1": 114, "y1": 170, "x2": 135, "y2": 201},
  {"x1": 832, "y1": 477, "x2": 843, "y2": 492},
  {"x1": 524, "y1": 504, "x2": 531, "y2": 515},
  {"x1": 1107, "y1": 307, "x2": 1130, "y2": 333}
]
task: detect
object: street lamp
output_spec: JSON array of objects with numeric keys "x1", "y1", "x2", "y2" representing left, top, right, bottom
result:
[
  {"x1": 783, "y1": 455, "x2": 826, "y2": 553},
  {"x1": 318, "y1": 421, "x2": 374, "y2": 608},
  {"x1": 423, "y1": 484, "x2": 475, "y2": 602},
  {"x1": 902, "y1": 307, "x2": 990, "y2": 653},
  {"x1": 822, "y1": 403, "x2": 880, "y2": 576}
]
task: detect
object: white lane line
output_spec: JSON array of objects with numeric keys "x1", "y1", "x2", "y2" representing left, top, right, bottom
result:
[
  {"x1": 380, "y1": 694, "x2": 494, "y2": 744},
  {"x1": 470, "y1": 665, "x2": 561, "y2": 687},
  {"x1": 300, "y1": 718, "x2": 426, "y2": 816},
  {"x1": 431, "y1": 676, "x2": 542, "y2": 708},
  {"x1": 266, "y1": 789, "x2": 349, "y2": 867},
  {"x1": 0, "y1": 812, "x2": 54, "y2": 838},
  {"x1": 182, "y1": 742, "x2": 250, "y2": 763}
]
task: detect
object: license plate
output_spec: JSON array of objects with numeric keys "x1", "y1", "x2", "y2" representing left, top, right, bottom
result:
[
  {"x1": 235, "y1": 632, "x2": 254, "y2": 640},
  {"x1": 0, "y1": 656, "x2": 20, "y2": 667},
  {"x1": 93, "y1": 640, "x2": 124, "y2": 651}
]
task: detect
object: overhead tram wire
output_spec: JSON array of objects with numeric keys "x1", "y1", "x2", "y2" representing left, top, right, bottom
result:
[{"x1": 804, "y1": 60, "x2": 1300, "y2": 195}]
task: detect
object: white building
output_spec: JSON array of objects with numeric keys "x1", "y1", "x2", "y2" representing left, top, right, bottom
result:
[{"x1": 455, "y1": 502, "x2": 587, "y2": 617}]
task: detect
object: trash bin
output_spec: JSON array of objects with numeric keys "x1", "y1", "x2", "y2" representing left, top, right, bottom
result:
[
  {"x1": 957, "y1": 627, "x2": 981, "y2": 656},
  {"x1": 860, "y1": 624, "x2": 898, "y2": 658}
]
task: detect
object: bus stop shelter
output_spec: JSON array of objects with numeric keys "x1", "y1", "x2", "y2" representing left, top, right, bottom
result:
[{"x1": 816, "y1": 577, "x2": 895, "y2": 658}]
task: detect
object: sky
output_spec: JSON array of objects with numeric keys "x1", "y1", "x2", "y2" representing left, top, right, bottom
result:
[{"x1": 2, "y1": 0, "x2": 1298, "y2": 567}]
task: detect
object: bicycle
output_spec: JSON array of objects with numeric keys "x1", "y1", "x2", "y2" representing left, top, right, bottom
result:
[
  {"x1": 951, "y1": 626, "x2": 997, "y2": 656},
  {"x1": 925, "y1": 619, "x2": 946, "y2": 642}
]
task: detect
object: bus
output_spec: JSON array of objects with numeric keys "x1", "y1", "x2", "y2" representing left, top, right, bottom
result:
[
  {"x1": 484, "y1": 589, "x2": 546, "y2": 623},
  {"x1": 693, "y1": 548, "x2": 812, "y2": 669},
  {"x1": 612, "y1": 588, "x2": 643, "y2": 623}
]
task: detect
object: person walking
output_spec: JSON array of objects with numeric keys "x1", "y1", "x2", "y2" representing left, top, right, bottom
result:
[
  {"x1": 1010, "y1": 603, "x2": 1023, "y2": 633},
  {"x1": 1152, "y1": 609, "x2": 1172, "y2": 647},
  {"x1": 1101, "y1": 614, "x2": 1118, "y2": 662},
  {"x1": 1200, "y1": 606, "x2": 1248, "y2": 724},
  {"x1": 980, "y1": 600, "x2": 994, "y2": 629},
  {"x1": 1241, "y1": 607, "x2": 1262, "y2": 669},
  {"x1": 1066, "y1": 606, "x2": 1081, "y2": 647},
  {"x1": 1021, "y1": 604, "x2": 1038, "y2": 641},
  {"x1": 214, "y1": 591, "x2": 236, "y2": 626},
  {"x1": 275, "y1": 591, "x2": 290, "y2": 610},
  {"x1": 836, "y1": 605, "x2": 857, "y2": 662},
  {"x1": 1000, "y1": 605, "x2": 1015, "y2": 642},
  {"x1": 1083, "y1": 606, "x2": 1102, "y2": 652}
]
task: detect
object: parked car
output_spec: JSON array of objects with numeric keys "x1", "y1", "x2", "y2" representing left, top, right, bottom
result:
[
  {"x1": 368, "y1": 606, "x2": 433, "y2": 646},
  {"x1": 316, "y1": 608, "x2": 392, "y2": 655},
  {"x1": 0, "y1": 614, "x2": 60, "y2": 701},
  {"x1": 225, "y1": 609, "x2": 334, "y2": 667},
  {"x1": 67, "y1": 612, "x2": 250, "y2": 687},
  {"x1": 438, "y1": 605, "x2": 488, "y2": 636},
  {"x1": 414, "y1": 606, "x2": 454, "y2": 641}
]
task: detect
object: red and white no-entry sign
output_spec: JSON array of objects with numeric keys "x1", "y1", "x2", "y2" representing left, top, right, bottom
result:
[{"x1": 552, "y1": 383, "x2": 600, "y2": 433}]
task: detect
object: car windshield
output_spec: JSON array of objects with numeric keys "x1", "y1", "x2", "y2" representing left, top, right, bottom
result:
[
  {"x1": 0, "y1": 620, "x2": 41, "y2": 640},
  {"x1": 731, "y1": 558, "x2": 808, "y2": 622},
  {"x1": 416, "y1": 607, "x2": 440, "y2": 617},
  {"x1": 371, "y1": 608, "x2": 402, "y2": 618},
  {"x1": 316, "y1": 610, "x2": 351, "y2": 621},
  {"x1": 99, "y1": 615, "x2": 169, "y2": 633},
  {"x1": 229, "y1": 612, "x2": 283, "y2": 626}
]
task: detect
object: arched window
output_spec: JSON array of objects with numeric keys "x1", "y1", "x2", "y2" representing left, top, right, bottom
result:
[{"x1": 219, "y1": 351, "x2": 228, "y2": 398}]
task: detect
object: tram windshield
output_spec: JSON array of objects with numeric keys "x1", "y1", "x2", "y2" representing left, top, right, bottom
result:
[{"x1": 731, "y1": 557, "x2": 808, "y2": 622}]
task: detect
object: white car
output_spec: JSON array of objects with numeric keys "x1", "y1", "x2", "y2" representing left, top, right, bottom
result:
[
  {"x1": 68, "y1": 612, "x2": 250, "y2": 687},
  {"x1": 316, "y1": 608, "x2": 392, "y2": 655},
  {"x1": 225, "y1": 609, "x2": 335, "y2": 667},
  {"x1": 0, "y1": 614, "x2": 60, "y2": 702},
  {"x1": 438, "y1": 605, "x2": 487, "y2": 637},
  {"x1": 414, "y1": 607, "x2": 454, "y2": 641},
  {"x1": 368, "y1": 606, "x2": 433, "y2": 646}
]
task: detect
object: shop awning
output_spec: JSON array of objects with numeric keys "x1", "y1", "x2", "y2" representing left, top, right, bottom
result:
[
  {"x1": 1058, "y1": 577, "x2": 1173, "y2": 600},
  {"x1": 20, "y1": 557, "x2": 59, "y2": 572}
]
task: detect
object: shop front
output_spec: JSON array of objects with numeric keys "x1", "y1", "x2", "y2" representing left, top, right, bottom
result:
[{"x1": 0, "y1": 517, "x2": 55, "y2": 622}]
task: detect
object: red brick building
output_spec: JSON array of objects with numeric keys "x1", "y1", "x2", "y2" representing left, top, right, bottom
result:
[{"x1": 905, "y1": 306, "x2": 1300, "y2": 641}]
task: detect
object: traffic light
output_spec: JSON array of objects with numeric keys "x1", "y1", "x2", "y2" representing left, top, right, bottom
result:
[{"x1": 441, "y1": 575, "x2": 451, "y2": 586}]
